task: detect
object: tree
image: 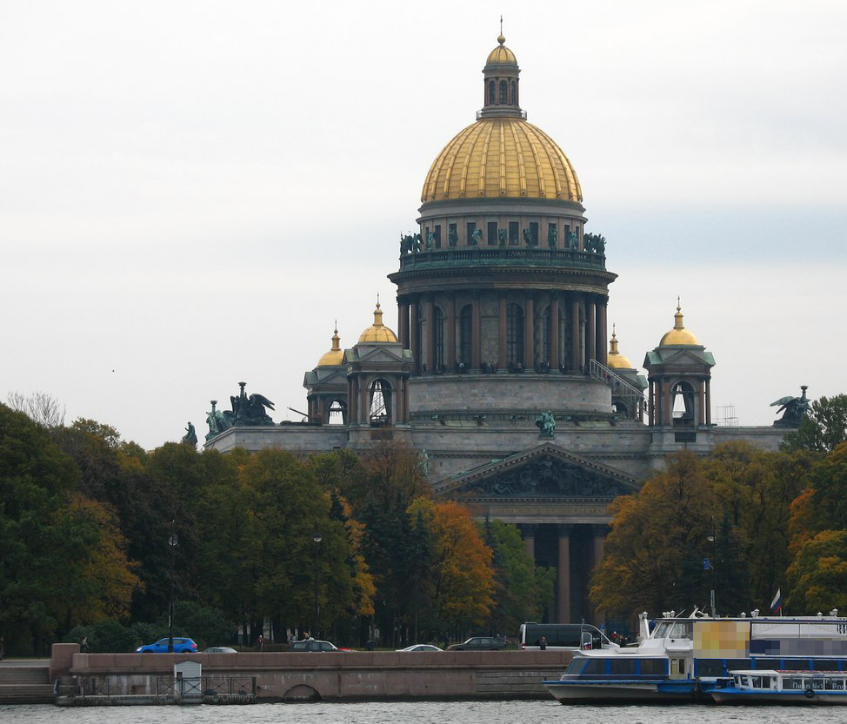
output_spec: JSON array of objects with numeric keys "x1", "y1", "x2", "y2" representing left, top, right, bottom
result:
[
  {"x1": 408, "y1": 498, "x2": 494, "y2": 632},
  {"x1": 590, "y1": 452, "x2": 720, "y2": 617},
  {"x1": 782, "y1": 394, "x2": 847, "y2": 454},
  {"x1": 6, "y1": 391, "x2": 65, "y2": 427},
  {"x1": 484, "y1": 519, "x2": 554, "y2": 635}
]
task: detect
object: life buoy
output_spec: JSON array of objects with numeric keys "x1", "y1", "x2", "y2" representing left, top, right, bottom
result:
[{"x1": 805, "y1": 686, "x2": 815, "y2": 699}]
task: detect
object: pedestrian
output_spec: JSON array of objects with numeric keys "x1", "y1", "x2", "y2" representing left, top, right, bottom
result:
[
  {"x1": 256, "y1": 634, "x2": 265, "y2": 652},
  {"x1": 539, "y1": 636, "x2": 547, "y2": 651},
  {"x1": 81, "y1": 636, "x2": 89, "y2": 653}
]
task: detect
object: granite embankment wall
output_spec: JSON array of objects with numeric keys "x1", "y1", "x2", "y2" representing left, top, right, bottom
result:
[{"x1": 52, "y1": 644, "x2": 574, "y2": 701}]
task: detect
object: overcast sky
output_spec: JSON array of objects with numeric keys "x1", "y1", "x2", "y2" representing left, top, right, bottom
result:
[{"x1": 2, "y1": 0, "x2": 845, "y2": 449}]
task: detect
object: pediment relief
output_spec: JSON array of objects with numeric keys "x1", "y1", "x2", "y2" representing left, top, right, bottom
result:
[
  {"x1": 353, "y1": 346, "x2": 405, "y2": 365},
  {"x1": 442, "y1": 444, "x2": 638, "y2": 500}
]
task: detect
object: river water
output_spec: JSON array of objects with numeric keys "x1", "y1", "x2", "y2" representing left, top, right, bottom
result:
[{"x1": 3, "y1": 702, "x2": 847, "y2": 724}]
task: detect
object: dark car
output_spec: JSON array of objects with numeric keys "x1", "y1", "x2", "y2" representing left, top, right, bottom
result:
[
  {"x1": 203, "y1": 646, "x2": 238, "y2": 653},
  {"x1": 289, "y1": 639, "x2": 346, "y2": 652},
  {"x1": 447, "y1": 636, "x2": 506, "y2": 651},
  {"x1": 136, "y1": 637, "x2": 198, "y2": 653}
]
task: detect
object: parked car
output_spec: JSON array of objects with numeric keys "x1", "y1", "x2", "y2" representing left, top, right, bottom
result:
[
  {"x1": 447, "y1": 636, "x2": 505, "y2": 651},
  {"x1": 289, "y1": 639, "x2": 349, "y2": 652},
  {"x1": 203, "y1": 646, "x2": 238, "y2": 653},
  {"x1": 396, "y1": 644, "x2": 443, "y2": 652},
  {"x1": 136, "y1": 637, "x2": 198, "y2": 653}
]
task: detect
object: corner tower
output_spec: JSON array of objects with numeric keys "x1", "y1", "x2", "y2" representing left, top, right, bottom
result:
[{"x1": 390, "y1": 35, "x2": 617, "y2": 422}]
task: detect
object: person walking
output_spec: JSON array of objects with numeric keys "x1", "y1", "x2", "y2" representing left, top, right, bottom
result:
[
  {"x1": 256, "y1": 634, "x2": 265, "y2": 652},
  {"x1": 539, "y1": 636, "x2": 547, "y2": 651}
]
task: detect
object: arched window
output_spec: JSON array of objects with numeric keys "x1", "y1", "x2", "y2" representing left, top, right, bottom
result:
[
  {"x1": 433, "y1": 306, "x2": 445, "y2": 371},
  {"x1": 511, "y1": 80, "x2": 517, "y2": 104},
  {"x1": 488, "y1": 80, "x2": 495, "y2": 105},
  {"x1": 369, "y1": 379, "x2": 391, "y2": 426},
  {"x1": 506, "y1": 303, "x2": 524, "y2": 366},
  {"x1": 459, "y1": 305, "x2": 473, "y2": 366},
  {"x1": 499, "y1": 80, "x2": 508, "y2": 104},
  {"x1": 328, "y1": 399, "x2": 347, "y2": 425},
  {"x1": 672, "y1": 381, "x2": 696, "y2": 425}
]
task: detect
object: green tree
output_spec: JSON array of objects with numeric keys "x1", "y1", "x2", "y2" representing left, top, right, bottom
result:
[
  {"x1": 484, "y1": 519, "x2": 553, "y2": 636},
  {"x1": 782, "y1": 394, "x2": 847, "y2": 454}
]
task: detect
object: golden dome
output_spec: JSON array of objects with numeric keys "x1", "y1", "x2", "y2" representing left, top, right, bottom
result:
[
  {"x1": 421, "y1": 118, "x2": 582, "y2": 202},
  {"x1": 358, "y1": 299, "x2": 398, "y2": 343},
  {"x1": 486, "y1": 35, "x2": 517, "y2": 64},
  {"x1": 317, "y1": 324, "x2": 343, "y2": 367},
  {"x1": 659, "y1": 301, "x2": 700, "y2": 346},
  {"x1": 607, "y1": 325, "x2": 634, "y2": 369}
]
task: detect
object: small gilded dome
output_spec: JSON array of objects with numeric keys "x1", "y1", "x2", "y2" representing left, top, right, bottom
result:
[
  {"x1": 421, "y1": 118, "x2": 581, "y2": 202},
  {"x1": 607, "y1": 326, "x2": 633, "y2": 369},
  {"x1": 317, "y1": 325, "x2": 343, "y2": 367},
  {"x1": 659, "y1": 301, "x2": 700, "y2": 346},
  {"x1": 486, "y1": 35, "x2": 517, "y2": 65},
  {"x1": 358, "y1": 300, "x2": 398, "y2": 343}
]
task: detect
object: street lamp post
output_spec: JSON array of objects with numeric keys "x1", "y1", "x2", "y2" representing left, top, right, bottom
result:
[
  {"x1": 168, "y1": 520, "x2": 179, "y2": 653},
  {"x1": 707, "y1": 519, "x2": 716, "y2": 617},
  {"x1": 313, "y1": 528, "x2": 322, "y2": 639}
]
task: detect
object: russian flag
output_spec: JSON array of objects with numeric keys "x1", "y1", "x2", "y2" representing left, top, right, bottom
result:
[{"x1": 770, "y1": 589, "x2": 783, "y2": 615}]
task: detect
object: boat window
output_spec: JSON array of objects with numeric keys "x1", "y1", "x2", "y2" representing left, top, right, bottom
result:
[
  {"x1": 813, "y1": 659, "x2": 840, "y2": 670},
  {"x1": 811, "y1": 678, "x2": 825, "y2": 690},
  {"x1": 726, "y1": 659, "x2": 751, "y2": 675},
  {"x1": 564, "y1": 658, "x2": 585, "y2": 675},
  {"x1": 582, "y1": 659, "x2": 607, "y2": 675},
  {"x1": 652, "y1": 623, "x2": 671, "y2": 639},
  {"x1": 784, "y1": 677, "x2": 802, "y2": 690},
  {"x1": 669, "y1": 622, "x2": 693, "y2": 640},
  {"x1": 751, "y1": 676, "x2": 763, "y2": 688},
  {"x1": 639, "y1": 659, "x2": 666, "y2": 676},
  {"x1": 697, "y1": 659, "x2": 724, "y2": 677},
  {"x1": 610, "y1": 659, "x2": 636, "y2": 675}
]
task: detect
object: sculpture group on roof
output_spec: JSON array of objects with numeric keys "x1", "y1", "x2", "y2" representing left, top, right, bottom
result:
[{"x1": 771, "y1": 386, "x2": 811, "y2": 427}]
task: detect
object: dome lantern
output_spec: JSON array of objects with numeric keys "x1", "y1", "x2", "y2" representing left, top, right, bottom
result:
[
  {"x1": 607, "y1": 325, "x2": 634, "y2": 369},
  {"x1": 480, "y1": 31, "x2": 522, "y2": 119},
  {"x1": 358, "y1": 298, "x2": 398, "y2": 343},
  {"x1": 659, "y1": 299, "x2": 700, "y2": 346},
  {"x1": 317, "y1": 323, "x2": 343, "y2": 367}
]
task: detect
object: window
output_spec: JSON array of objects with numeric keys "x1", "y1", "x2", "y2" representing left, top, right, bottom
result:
[
  {"x1": 488, "y1": 80, "x2": 495, "y2": 104},
  {"x1": 448, "y1": 223, "x2": 457, "y2": 247},
  {"x1": 639, "y1": 659, "x2": 667, "y2": 676},
  {"x1": 548, "y1": 223, "x2": 557, "y2": 247},
  {"x1": 466, "y1": 222, "x2": 476, "y2": 245},
  {"x1": 509, "y1": 221, "x2": 519, "y2": 245},
  {"x1": 487, "y1": 221, "x2": 498, "y2": 246},
  {"x1": 511, "y1": 80, "x2": 517, "y2": 104},
  {"x1": 529, "y1": 222, "x2": 539, "y2": 245},
  {"x1": 369, "y1": 379, "x2": 391, "y2": 425},
  {"x1": 672, "y1": 381, "x2": 695, "y2": 423},
  {"x1": 697, "y1": 659, "x2": 724, "y2": 677},
  {"x1": 610, "y1": 659, "x2": 636, "y2": 675},
  {"x1": 434, "y1": 225, "x2": 441, "y2": 249},
  {"x1": 506, "y1": 303, "x2": 524, "y2": 366},
  {"x1": 499, "y1": 80, "x2": 507, "y2": 104},
  {"x1": 459, "y1": 305, "x2": 472, "y2": 365},
  {"x1": 433, "y1": 306, "x2": 445, "y2": 370},
  {"x1": 582, "y1": 659, "x2": 607, "y2": 675},
  {"x1": 328, "y1": 400, "x2": 347, "y2": 425},
  {"x1": 542, "y1": 306, "x2": 551, "y2": 365}
]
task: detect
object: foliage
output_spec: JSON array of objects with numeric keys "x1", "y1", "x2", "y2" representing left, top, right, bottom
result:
[
  {"x1": 6, "y1": 391, "x2": 66, "y2": 427},
  {"x1": 408, "y1": 498, "x2": 494, "y2": 631},
  {"x1": 483, "y1": 519, "x2": 553, "y2": 635},
  {"x1": 65, "y1": 619, "x2": 139, "y2": 653},
  {"x1": 156, "y1": 600, "x2": 237, "y2": 648},
  {"x1": 782, "y1": 395, "x2": 847, "y2": 455}
]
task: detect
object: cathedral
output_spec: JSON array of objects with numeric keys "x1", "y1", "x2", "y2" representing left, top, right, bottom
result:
[{"x1": 205, "y1": 35, "x2": 785, "y2": 626}]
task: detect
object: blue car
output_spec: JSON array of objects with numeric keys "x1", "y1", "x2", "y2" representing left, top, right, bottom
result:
[{"x1": 136, "y1": 637, "x2": 198, "y2": 653}]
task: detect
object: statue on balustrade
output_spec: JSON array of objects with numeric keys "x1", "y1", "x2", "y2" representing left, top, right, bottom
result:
[
  {"x1": 548, "y1": 225, "x2": 558, "y2": 247},
  {"x1": 470, "y1": 228, "x2": 483, "y2": 246}
]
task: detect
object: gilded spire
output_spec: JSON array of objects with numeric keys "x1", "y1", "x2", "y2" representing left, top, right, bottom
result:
[
  {"x1": 358, "y1": 296, "x2": 398, "y2": 343},
  {"x1": 331, "y1": 321, "x2": 340, "y2": 351},
  {"x1": 674, "y1": 297, "x2": 685, "y2": 330},
  {"x1": 659, "y1": 298, "x2": 700, "y2": 346},
  {"x1": 373, "y1": 297, "x2": 384, "y2": 327},
  {"x1": 317, "y1": 321, "x2": 344, "y2": 367},
  {"x1": 609, "y1": 323, "x2": 619, "y2": 355},
  {"x1": 607, "y1": 323, "x2": 634, "y2": 369}
]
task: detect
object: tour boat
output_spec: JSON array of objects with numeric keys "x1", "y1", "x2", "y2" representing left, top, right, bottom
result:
[
  {"x1": 543, "y1": 609, "x2": 847, "y2": 704},
  {"x1": 711, "y1": 669, "x2": 847, "y2": 705}
]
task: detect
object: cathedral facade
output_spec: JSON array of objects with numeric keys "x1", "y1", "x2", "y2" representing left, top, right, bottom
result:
[{"x1": 206, "y1": 36, "x2": 785, "y2": 626}]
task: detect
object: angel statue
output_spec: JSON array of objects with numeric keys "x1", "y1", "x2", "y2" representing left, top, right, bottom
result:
[
  {"x1": 771, "y1": 385, "x2": 810, "y2": 427},
  {"x1": 231, "y1": 381, "x2": 276, "y2": 426},
  {"x1": 535, "y1": 411, "x2": 556, "y2": 438}
]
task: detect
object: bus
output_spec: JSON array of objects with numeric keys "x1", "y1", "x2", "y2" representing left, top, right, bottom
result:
[{"x1": 519, "y1": 622, "x2": 611, "y2": 650}]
